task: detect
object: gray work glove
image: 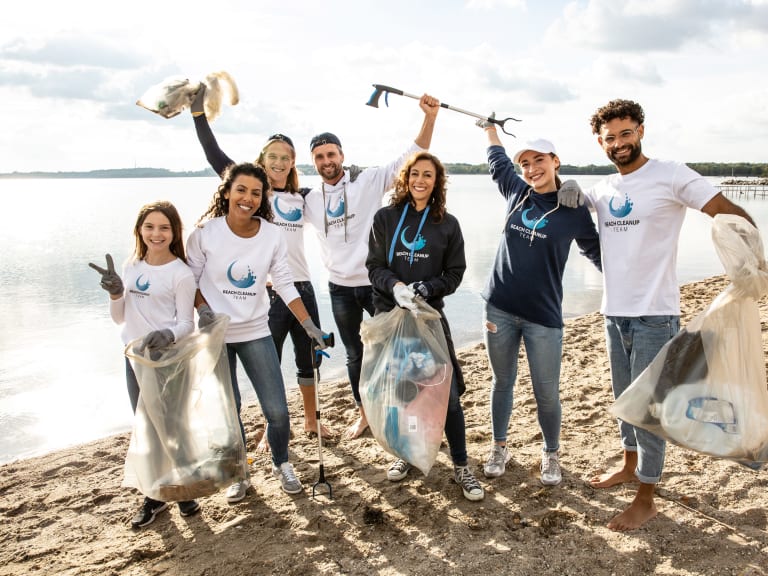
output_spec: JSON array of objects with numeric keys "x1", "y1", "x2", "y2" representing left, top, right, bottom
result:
[
  {"x1": 409, "y1": 281, "x2": 433, "y2": 299},
  {"x1": 88, "y1": 254, "x2": 124, "y2": 296},
  {"x1": 191, "y1": 83, "x2": 206, "y2": 117},
  {"x1": 558, "y1": 179, "x2": 586, "y2": 209},
  {"x1": 346, "y1": 164, "x2": 363, "y2": 183},
  {"x1": 393, "y1": 283, "x2": 417, "y2": 311},
  {"x1": 197, "y1": 304, "x2": 216, "y2": 328},
  {"x1": 141, "y1": 329, "x2": 174, "y2": 351},
  {"x1": 301, "y1": 318, "x2": 329, "y2": 350},
  {"x1": 475, "y1": 112, "x2": 496, "y2": 130}
]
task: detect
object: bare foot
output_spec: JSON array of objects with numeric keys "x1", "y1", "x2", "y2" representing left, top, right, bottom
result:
[
  {"x1": 255, "y1": 426, "x2": 271, "y2": 454},
  {"x1": 343, "y1": 416, "x2": 369, "y2": 440},
  {"x1": 305, "y1": 420, "x2": 335, "y2": 440},
  {"x1": 607, "y1": 499, "x2": 658, "y2": 531},
  {"x1": 589, "y1": 468, "x2": 637, "y2": 488}
]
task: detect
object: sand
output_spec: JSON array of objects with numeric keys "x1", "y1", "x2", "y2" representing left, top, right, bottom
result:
[{"x1": 1, "y1": 275, "x2": 767, "y2": 576}]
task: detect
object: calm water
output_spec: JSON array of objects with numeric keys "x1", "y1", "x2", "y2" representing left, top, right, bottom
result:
[{"x1": 0, "y1": 174, "x2": 763, "y2": 464}]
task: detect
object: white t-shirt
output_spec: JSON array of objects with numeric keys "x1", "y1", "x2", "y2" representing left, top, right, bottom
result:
[
  {"x1": 271, "y1": 190, "x2": 311, "y2": 282},
  {"x1": 110, "y1": 258, "x2": 196, "y2": 345},
  {"x1": 186, "y1": 216, "x2": 300, "y2": 343},
  {"x1": 304, "y1": 142, "x2": 423, "y2": 286},
  {"x1": 584, "y1": 159, "x2": 718, "y2": 316}
]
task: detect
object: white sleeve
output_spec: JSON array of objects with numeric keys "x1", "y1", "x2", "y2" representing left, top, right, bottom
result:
[{"x1": 171, "y1": 271, "x2": 197, "y2": 341}]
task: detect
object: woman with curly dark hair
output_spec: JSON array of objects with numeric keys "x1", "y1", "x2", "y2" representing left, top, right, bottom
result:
[
  {"x1": 366, "y1": 151, "x2": 485, "y2": 501},
  {"x1": 187, "y1": 162, "x2": 329, "y2": 503}
]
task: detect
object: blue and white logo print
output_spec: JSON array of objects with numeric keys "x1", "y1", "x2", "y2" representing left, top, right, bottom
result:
[
  {"x1": 521, "y1": 208, "x2": 549, "y2": 231},
  {"x1": 135, "y1": 274, "x2": 150, "y2": 291},
  {"x1": 326, "y1": 196, "x2": 345, "y2": 218},
  {"x1": 400, "y1": 226, "x2": 427, "y2": 252},
  {"x1": 227, "y1": 261, "x2": 257, "y2": 289},
  {"x1": 609, "y1": 193, "x2": 634, "y2": 218},
  {"x1": 274, "y1": 198, "x2": 302, "y2": 222}
]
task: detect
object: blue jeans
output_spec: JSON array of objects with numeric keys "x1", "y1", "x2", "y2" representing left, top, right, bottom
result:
[
  {"x1": 484, "y1": 302, "x2": 562, "y2": 452},
  {"x1": 328, "y1": 282, "x2": 375, "y2": 404},
  {"x1": 227, "y1": 336, "x2": 291, "y2": 468},
  {"x1": 268, "y1": 281, "x2": 321, "y2": 385},
  {"x1": 605, "y1": 315, "x2": 679, "y2": 484}
]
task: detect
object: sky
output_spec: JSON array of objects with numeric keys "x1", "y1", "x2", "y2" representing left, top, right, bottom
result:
[{"x1": 1, "y1": 0, "x2": 767, "y2": 173}]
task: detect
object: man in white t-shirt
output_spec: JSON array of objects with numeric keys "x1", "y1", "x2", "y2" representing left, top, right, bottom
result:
[
  {"x1": 581, "y1": 99, "x2": 754, "y2": 531},
  {"x1": 304, "y1": 94, "x2": 440, "y2": 439}
]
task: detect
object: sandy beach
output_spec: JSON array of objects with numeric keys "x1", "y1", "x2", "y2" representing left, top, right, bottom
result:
[{"x1": 1, "y1": 275, "x2": 767, "y2": 576}]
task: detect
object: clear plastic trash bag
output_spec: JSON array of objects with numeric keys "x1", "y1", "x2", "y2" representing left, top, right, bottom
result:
[
  {"x1": 360, "y1": 299, "x2": 452, "y2": 476},
  {"x1": 611, "y1": 214, "x2": 768, "y2": 465},
  {"x1": 122, "y1": 315, "x2": 247, "y2": 501}
]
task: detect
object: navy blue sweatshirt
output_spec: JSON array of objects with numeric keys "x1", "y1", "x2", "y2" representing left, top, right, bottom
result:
[
  {"x1": 367, "y1": 203, "x2": 466, "y2": 313},
  {"x1": 482, "y1": 145, "x2": 601, "y2": 328}
]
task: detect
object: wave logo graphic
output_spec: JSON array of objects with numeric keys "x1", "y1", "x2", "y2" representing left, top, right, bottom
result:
[
  {"x1": 400, "y1": 226, "x2": 427, "y2": 252},
  {"x1": 326, "y1": 196, "x2": 345, "y2": 218},
  {"x1": 227, "y1": 261, "x2": 257, "y2": 289},
  {"x1": 135, "y1": 274, "x2": 150, "y2": 292},
  {"x1": 274, "y1": 198, "x2": 302, "y2": 222},
  {"x1": 609, "y1": 193, "x2": 634, "y2": 218},
  {"x1": 521, "y1": 208, "x2": 549, "y2": 231}
]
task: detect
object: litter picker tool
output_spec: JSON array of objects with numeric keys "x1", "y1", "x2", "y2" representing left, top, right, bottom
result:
[
  {"x1": 311, "y1": 333, "x2": 335, "y2": 499},
  {"x1": 366, "y1": 83, "x2": 522, "y2": 136}
]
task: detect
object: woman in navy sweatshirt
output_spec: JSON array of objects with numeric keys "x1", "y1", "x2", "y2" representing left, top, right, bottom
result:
[{"x1": 477, "y1": 121, "x2": 602, "y2": 487}]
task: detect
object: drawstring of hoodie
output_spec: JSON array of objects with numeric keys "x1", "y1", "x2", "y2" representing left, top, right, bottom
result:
[
  {"x1": 502, "y1": 187, "x2": 562, "y2": 246},
  {"x1": 388, "y1": 203, "x2": 430, "y2": 265}
]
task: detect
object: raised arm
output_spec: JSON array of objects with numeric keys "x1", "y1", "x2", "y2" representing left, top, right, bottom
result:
[
  {"x1": 191, "y1": 86, "x2": 234, "y2": 177},
  {"x1": 413, "y1": 94, "x2": 440, "y2": 149}
]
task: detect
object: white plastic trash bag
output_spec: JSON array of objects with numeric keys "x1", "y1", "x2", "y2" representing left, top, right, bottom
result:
[
  {"x1": 122, "y1": 315, "x2": 247, "y2": 501},
  {"x1": 611, "y1": 214, "x2": 768, "y2": 464},
  {"x1": 360, "y1": 299, "x2": 452, "y2": 476}
]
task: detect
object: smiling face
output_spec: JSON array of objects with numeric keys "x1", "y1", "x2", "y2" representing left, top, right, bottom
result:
[
  {"x1": 140, "y1": 210, "x2": 173, "y2": 261},
  {"x1": 261, "y1": 141, "x2": 295, "y2": 189},
  {"x1": 311, "y1": 143, "x2": 345, "y2": 185},
  {"x1": 518, "y1": 150, "x2": 560, "y2": 193},
  {"x1": 408, "y1": 158, "x2": 437, "y2": 210},
  {"x1": 598, "y1": 117, "x2": 645, "y2": 173},
  {"x1": 224, "y1": 174, "x2": 264, "y2": 223}
]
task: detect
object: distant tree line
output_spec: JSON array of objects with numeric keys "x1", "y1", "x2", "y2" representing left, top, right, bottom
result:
[{"x1": 1, "y1": 163, "x2": 766, "y2": 179}]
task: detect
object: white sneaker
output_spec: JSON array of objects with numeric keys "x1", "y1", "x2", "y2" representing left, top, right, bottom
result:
[
  {"x1": 540, "y1": 451, "x2": 562, "y2": 486},
  {"x1": 273, "y1": 462, "x2": 303, "y2": 494},
  {"x1": 483, "y1": 444, "x2": 511, "y2": 478},
  {"x1": 225, "y1": 478, "x2": 250, "y2": 503},
  {"x1": 386, "y1": 459, "x2": 412, "y2": 482}
]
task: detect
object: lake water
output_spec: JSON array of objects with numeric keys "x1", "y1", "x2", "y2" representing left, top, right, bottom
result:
[{"x1": 1, "y1": 174, "x2": 763, "y2": 464}]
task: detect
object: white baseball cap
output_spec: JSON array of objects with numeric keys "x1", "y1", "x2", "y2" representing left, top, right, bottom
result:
[{"x1": 512, "y1": 138, "x2": 557, "y2": 164}]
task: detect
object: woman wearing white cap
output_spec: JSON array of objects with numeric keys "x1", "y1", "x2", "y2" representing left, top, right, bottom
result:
[{"x1": 476, "y1": 120, "x2": 602, "y2": 486}]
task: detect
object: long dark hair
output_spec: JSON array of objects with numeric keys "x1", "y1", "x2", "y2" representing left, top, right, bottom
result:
[
  {"x1": 133, "y1": 200, "x2": 187, "y2": 263},
  {"x1": 197, "y1": 162, "x2": 273, "y2": 225},
  {"x1": 390, "y1": 151, "x2": 447, "y2": 223}
]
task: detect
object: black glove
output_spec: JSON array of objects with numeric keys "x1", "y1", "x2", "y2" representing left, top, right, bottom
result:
[
  {"x1": 88, "y1": 254, "x2": 124, "y2": 296},
  {"x1": 410, "y1": 281, "x2": 432, "y2": 299},
  {"x1": 198, "y1": 304, "x2": 216, "y2": 328}
]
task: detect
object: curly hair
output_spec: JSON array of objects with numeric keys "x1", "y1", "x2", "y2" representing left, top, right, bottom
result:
[
  {"x1": 133, "y1": 200, "x2": 187, "y2": 263},
  {"x1": 590, "y1": 99, "x2": 645, "y2": 135},
  {"x1": 197, "y1": 162, "x2": 273, "y2": 225},
  {"x1": 390, "y1": 151, "x2": 447, "y2": 223}
]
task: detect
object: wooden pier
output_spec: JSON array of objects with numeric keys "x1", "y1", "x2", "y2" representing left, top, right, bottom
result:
[{"x1": 716, "y1": 179, "x2": 768, "y2": 199}]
